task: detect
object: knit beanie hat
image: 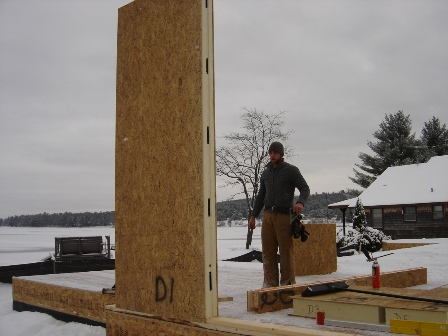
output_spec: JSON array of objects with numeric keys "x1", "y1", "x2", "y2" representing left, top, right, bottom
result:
[{"x1": 268, "y1": 141, "x2": 284, "y2": 156}]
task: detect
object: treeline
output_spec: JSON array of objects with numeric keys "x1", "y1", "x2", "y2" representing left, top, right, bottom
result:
[
  {"x1": 217, "y1": 189, "x2": 360, "y2": 221},
  {"x1": 302, "y1": 189, "x2": 360, "y2": 221},
  {"x1": 0, "y1": 211, "x2": 115, "y2": 228},
  {"x1": 0, "y1": 190, "x2": 360, "y2": 227}
]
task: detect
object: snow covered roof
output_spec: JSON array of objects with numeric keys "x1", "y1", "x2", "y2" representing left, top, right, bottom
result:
[
  {"x1": 329, "y1": 155, "x2": 448, "y2": 208},
  {"x1": 327, "y1": 197, "x2": 357, "y2": 208}
]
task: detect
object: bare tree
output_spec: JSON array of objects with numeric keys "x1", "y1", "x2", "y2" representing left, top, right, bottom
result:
[{"x1": 216, "y1": 108, "x2": 293, "y2": 248}]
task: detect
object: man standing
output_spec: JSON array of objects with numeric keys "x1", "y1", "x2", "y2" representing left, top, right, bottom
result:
[{"x1": 248, "y1": 141, "x2": 310, "y2": 288}]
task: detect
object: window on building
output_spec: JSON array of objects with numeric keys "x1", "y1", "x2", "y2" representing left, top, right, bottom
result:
[
  {"x1": 404, "y1": 207, "x2": 416, "y2": 221},
  {"x1": 371, "y1": 208, "x2": 383, "y2": 228},
  {"x1": 433, "y1": 205, "x2": 444, "y2": 219}
]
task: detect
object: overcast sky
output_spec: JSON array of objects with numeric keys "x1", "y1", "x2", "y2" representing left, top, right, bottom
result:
[{"x1": 1, "y1": 0, "x2": 447, "y2": 218}]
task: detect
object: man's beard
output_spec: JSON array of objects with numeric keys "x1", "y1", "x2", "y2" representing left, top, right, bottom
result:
[{"x1": 271, "y1": 157, "x2": 283, "y2": 166}]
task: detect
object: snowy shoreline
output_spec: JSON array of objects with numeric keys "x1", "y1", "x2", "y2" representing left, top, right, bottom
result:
[{"x1": 1, "y1": 226, "x2": 447, "y2": 336}]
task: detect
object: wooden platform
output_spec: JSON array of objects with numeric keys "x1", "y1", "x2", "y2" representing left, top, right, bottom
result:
[
  {"x1": 12, "y1": 270, "x2": 115, "y2": 324},
  {"x1": 11, "y1": 268, "x2": 434, "y2": 335},
  {"x1": 11, "y1": 271, "x2": 353, "y2": 335},
  {"x1": 292, "y1": 286, "x2": 448, "y2": 325}
]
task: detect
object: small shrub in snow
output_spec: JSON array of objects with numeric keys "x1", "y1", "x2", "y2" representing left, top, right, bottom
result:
[
  {"x1": 336, "y1": 228, "x2": 361, "y2": 249},
  {"x1": 337, "y1": 198, "x2": 391, "y2": 253}
]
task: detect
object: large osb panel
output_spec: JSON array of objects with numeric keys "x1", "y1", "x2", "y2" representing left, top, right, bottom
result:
[
  {"x1": 13, "y1": 276, "x2": 115, "y2": 322},
  {"x1": 115, "y1": 0, "x2": 213, "y2": 321},
  {"x1": 294, "y1": 224, "x2": 337, "y2": 276}
]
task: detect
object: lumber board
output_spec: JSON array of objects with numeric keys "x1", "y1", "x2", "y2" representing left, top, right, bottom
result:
[
  {"x1": 349, "y1": 266, "x2": 427, "y2": 288},
  {"x1": 247, "y1": 267, "x2": 427, "y2": 313},
  {"x1": 390, "y1": 319, "x2": 448, "y2": 336},
  {"x1": 218, "y1": 296, "x2": 233, "y2": 302},
  {"x1": 382, "y1": 241, "x2": 434, "y2": 251}
]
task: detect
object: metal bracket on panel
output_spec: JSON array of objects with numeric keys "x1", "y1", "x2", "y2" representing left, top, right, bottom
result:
[{"x1": 207, "y1": 198, "x2": 211, "y2": 217}]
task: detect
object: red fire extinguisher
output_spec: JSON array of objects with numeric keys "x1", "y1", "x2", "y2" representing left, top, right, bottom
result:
[{"x1": 372, "y1": 259, "x2": 380, "y2": 289}]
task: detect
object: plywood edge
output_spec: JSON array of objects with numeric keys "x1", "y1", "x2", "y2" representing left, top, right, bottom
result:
[
  {"x1": 205, "y1": 316, "x2": 353, "y2": 336},
  {"x1": 324, "y1": 319, "x2": 390, "y2": 333},
  {"x1": 12, "y1": 276, "x2": 105, "y2": 294},
  {"x1": 105, "y1": 305, "x2": 351, "y2": 335}
]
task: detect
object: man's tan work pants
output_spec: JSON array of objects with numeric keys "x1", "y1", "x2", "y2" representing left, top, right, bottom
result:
[{"x1": 261, "y1": 211, "x2": 295, "y2": 287}]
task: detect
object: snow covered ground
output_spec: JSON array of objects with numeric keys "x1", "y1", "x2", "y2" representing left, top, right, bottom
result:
[{"x1": 1, "y1": 225, "x2": 447, "y2": 336}]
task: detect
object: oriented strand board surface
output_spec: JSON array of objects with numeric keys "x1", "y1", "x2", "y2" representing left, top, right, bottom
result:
[
  {"x1": 12, "y1": 271, "x2": 115, "y2": 322},
  {"x1": 294, "y1": 224, "x2": 336, "y2": 276},
  {"x1": 115, "y1": 0, "x2": 215, "y2": 322}
]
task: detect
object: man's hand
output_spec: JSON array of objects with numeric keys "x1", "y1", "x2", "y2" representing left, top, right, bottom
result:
[
  {"x1": 293, "y1": 202, "x2": 304, "y2": 215},
  {"x1": 248, "y1": 216, "x2": 256, "y2": 230}
]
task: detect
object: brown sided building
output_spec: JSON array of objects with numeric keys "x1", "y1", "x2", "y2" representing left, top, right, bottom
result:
[{"x1": 329, "y1": 155, "x2": 448, "y2": 239}]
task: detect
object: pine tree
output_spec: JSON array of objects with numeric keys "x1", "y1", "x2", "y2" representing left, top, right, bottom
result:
[
  {"x1": 352, "y1": 198, "x2": 367, "y2": 232},
  {"x1": 350, "y1": 110, "x2": 420, "y2": 188},
  {"x1": 421, "y1": 116, "x2": 448, "y2": 158}
]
